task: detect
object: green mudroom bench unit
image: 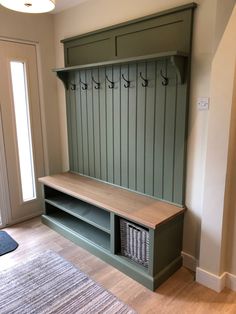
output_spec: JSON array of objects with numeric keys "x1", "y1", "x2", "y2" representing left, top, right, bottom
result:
[
  {"x1": 41, "y1": 3, "x2": 196, "y2": 290},
  {"x1": 39, "y1": 172, "x2": 185, "y2": 290}
]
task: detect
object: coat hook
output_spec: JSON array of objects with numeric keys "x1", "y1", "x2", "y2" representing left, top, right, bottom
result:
[
  {"x1": 80, "y1": 80, "x2": 88, "y2": 90},
  {"x1": 139, "y1": 72, "x2": 148, "y2": 87},
  {"x1": 92, "y1": 76, "x2": 100, "y2": 89},
  {"x1": 106, "y1": 75, "x2": 115, "y2": 89},
  {"x1": 122, "y1": 74, "x2": 130, "y2": 88},
  {"x1": 160, "y1": 69, "x2": 169, "y2": 86},
  {"x1": 70, "y1": 83, "x2": 76, "y2": 90}
]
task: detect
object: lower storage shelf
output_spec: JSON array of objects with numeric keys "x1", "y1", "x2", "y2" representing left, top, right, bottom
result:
[
  {"x1": 44, "y1": 208, "x2": 110, "y2": 251},
  {"x1": 40, "y1": 172, "x2": 185, "y2": 291}
]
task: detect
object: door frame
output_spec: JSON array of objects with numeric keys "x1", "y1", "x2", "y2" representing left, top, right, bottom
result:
[
  {"x1": 0, "y1": 37, "x2": 49, "y2": 226},
  {"x1": 0, "y1": 105, "x2": 11, "y2": 228}
]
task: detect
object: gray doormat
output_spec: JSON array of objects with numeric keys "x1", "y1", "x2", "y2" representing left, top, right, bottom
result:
[
  {"x1": 0, "y1": 231, "x2": 18, "y2": 256},
  {"x1": 0, "y1": 250, "x2": 136, "y2": 314}
]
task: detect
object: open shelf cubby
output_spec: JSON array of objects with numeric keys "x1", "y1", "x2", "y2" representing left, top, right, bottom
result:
[
  {"x1": 45, "y1": 203, "x2": 110, "y2": 251},
  {"x1": 40, "y1": 172, "x2": 185, "y2": 290},
  {"x1": 44, "y1": 186, "x2": 110, "y2": 234}
]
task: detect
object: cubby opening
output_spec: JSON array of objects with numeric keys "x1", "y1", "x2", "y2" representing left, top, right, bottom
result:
[
  {"x1": 44, "y1": 186, "x2": 110, "y2": 234},
  {"x1": 45, "y1": 203, "x2": 110, "y2": 251}
]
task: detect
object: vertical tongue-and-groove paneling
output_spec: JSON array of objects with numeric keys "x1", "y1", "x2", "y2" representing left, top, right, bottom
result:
[{"x1": 66, "y1": 59, "x2": 186, "y2": 205}]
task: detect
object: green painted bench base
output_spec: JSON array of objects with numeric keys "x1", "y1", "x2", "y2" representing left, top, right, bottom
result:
[{"x1": 42, "y1": 213, "x2": 183, "y2": 291}]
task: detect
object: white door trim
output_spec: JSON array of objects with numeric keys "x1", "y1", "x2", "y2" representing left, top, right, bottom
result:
[
  {"x1": 0, "y1": 105, "x2": 11, "y2": 228},
  {"x1": 0, "y1": 38, "x2": 49, "y2": 226},
  {"x1": 0, "y1": 37, "x2": 49, "y2": 175}
]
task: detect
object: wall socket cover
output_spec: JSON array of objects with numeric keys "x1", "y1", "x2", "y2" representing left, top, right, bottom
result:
[{"x1": 197, "y1": 97, "x2": 209, "y2": 110}]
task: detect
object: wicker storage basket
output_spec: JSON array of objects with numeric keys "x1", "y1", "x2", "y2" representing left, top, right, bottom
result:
[{"x1": 120, "y1": 218, "x2": 149, "y2": 268}]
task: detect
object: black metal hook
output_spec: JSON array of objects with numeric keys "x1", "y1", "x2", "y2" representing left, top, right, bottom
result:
[
  {"x1": 92, "y1": 76, "x2": 100, "y2": 89},
  {"x1": 122, "y1": 74, "x2": 130, "y2": 88},
  {"x1": 139, "y1": 72, "x2": 148, "y2": 87},
  {"x1": 106, "y1": 75, "x2": 115, "y2": 89},
  {"x1": 80, "y1": 80, "x2": 88, "y2": 90},
  {"x1": 160, "y1": 69, "x2": 169, "y2": 86},
  {"x1": 70, "y1": 83, "x2": 76, "y2": 90}
]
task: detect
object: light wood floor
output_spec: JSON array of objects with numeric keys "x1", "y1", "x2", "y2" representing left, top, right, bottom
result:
[{"x1": 1, "y1": 217, "x2": 236, "y2": 314}]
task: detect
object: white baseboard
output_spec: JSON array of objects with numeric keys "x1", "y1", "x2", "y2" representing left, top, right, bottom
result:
[
  {"x1": 196, "y1": 267, "x2": 226, "y2": 292},
  {"x1": 226, "y1": 273, "x2": 236, "y2": 291},
  {"x1": 196, "y1": 267, "x2": 236, "y2": 292},
  {"x1": 182, "y1": 251, "x2": 198, "y2": 272}
]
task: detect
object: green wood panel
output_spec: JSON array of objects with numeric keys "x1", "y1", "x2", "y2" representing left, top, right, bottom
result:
[
  {"x1": 106, "y1": 66, "x2": 114, "y2": 183},
  {"x1": 86, "y1": 69, "x2": 95, "y2": 177},
  {"x1": 136, "y1": 62, "x2": 146, "y2": 193},
  {"x1": 128, "y1": 63, "x2": 137, "y2": 191},
  {"x1": 153, "y1": 61, "x2": 166, "y2": 198},
  {"x1": 113, "y1": 66, "x2": 121, "y2": 186},
  {"x1": 120, "y1": 64, "x2": 129, "y2": 188},
  {"x1": 69, "y1": 72, "x2": 78, "y2": 172},
  {"x1": 116, "y1": 11, "x2": 190, "y2": 59},
  {"x1": 99, "y1": 67, "x2": 107, "y2": 181},
  {"x1": 66, "y1": 76, "x2": 73, "y2": 170},
  {"x1": 173, "y1": 83, "x2": 188, "y2": 204},
  {"x1": 63, "y1": 4, "x2": 196, "y2": 67},
  {"x1": 45, "y1": 195, "x2": 110, "y2": 233},
  {"x1": 45, "y1": 205, "x2": 110, "y2": 251},
  {"x1": 67, "y1": 37, "x2": 114, "y2": 67},
  {"x1": 145, "y1": 62, "x2": 155, "y2": 195},
  {"x1": 75, "y1": 72, "x2": 84, "y2": 173},
  {"x1": 92, "y1": 68, "x2": 101, "y2": 179},
  {"x1": 66, "y1": 60, "x2": 189, "y2": 206},
  {"x1": 80, "y1": 70, "x2": 89, "y2": 175},
  {"x1": 163, "y1": 62, "x2": 177, "y2": 201}
]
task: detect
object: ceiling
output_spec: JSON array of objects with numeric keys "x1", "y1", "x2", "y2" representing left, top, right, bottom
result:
[{"x1": 53, "y1": 0, "x2": 90, "y2": 14}]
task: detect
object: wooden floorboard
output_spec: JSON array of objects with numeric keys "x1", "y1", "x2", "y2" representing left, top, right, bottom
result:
[{"x1": 1, "y1": 217, "x2": 236, "y2": 314}]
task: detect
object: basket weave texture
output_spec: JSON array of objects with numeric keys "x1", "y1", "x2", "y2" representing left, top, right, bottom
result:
[{"x1": 120, "y1": 219, "x2": 149, "y2": 268}]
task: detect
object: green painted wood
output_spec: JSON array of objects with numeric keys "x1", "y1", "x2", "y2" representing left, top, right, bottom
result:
[
  {"x1": 128, "y1": 63, "x2": 137, "y2": 191},
  {"x1": 173, "y1": 82, "x2": 188, "y2": 205},
  {"x1": 110, "y1": 213, "x2": 116, "y2": 254},
  {"x1": 75, "y1": 72, "x2": 84, "y2": 173},
  {"x1": 153, "y1": 214, "x2": 184, "y2": 275},
  {"x1": 120, "y1": 64, "x2": 129, "y2": 188},
  {"x1": 66, "y1": 36, "x2": 114, "y2": 66},
  {"x1": 163, "y1": 62, "x2": 177, "y2": 201},
  {"x1": 136, "y1": 62, "x2": 146, "y2": 193},
  {"x1": 45, "y1": 205, "x2": 110, "y2": 251},
  {"x1": 113, "y1": 66, "x2": 121, "y2": 186},
  {"x1": 70, "y1": 72, "x2": 79, "y2": 172},
  {"x1": 99, "y1": 67, "x2": 107, "y2": 181},
  {"x1": 80, "y1": 70, "x2": 89, "y2": 175},
  {"x1": 145, "y1": 61, "x2": 155, "y2": 195},
  {"x1": 45, "y1": 196, "x2": 110, "y2": 234},
  {"x1": 66, "y1": 77, "x2": 73, "y2": 170},
  {"x1": 86, "y1": 69, "x2": 95, "y2": 177},
  {"x1": 62, "y1": 4, "x2": 196, "y2": 67},
  {"x1": 92, "y1": 68, "x2": 101, "y2": 179},
  {"x1": 66, "y1": 59, "x2": 188, "y2": 205},
  {"x1": 153, "y1": 60, "x2": 166, "y2": 198},
  {"x1": 42, "y1": 214, "x2": 155, "y2": 290},
  {"x1": 106, "y1": 66, "x2": 114, "y2": 183},
  {"x1": 55, "y1": 51, "x2": 188, "y2": 77}
]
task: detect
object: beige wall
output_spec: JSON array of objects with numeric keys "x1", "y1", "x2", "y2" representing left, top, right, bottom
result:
[
  {"x1": 53, "y1": 0, "x2": 221, "y2": 262},
  {"x1": 0, "y1": 6, "x2": 61, "y2": 175},
  {"x1": 198, "y1": 4, "x2": 236, "y2": 275}
]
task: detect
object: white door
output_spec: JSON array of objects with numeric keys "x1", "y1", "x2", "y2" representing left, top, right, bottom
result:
[{"x1": 0, "y1": 40, "x2": 45, "y2": 226}]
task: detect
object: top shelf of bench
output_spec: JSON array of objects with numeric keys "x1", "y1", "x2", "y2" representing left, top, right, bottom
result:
[{"x1": 39, "y1": 172, "x2": 185, "y2": 229}]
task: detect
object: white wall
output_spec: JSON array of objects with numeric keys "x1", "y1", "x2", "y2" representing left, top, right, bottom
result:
[
  {"x1": 198, "y1": 4, "x2": 236, "y2": 274},
  {"x1": 0, "y1": 6, "x2": 61, "y2": 175},
  {"x1": 53, "y1": 0, "x2": 220, "y2": 263}
]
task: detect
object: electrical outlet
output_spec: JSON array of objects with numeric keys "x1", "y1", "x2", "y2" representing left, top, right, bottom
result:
[{"x1": 197, "y1": 97, "x2": 209, "y2": 110}]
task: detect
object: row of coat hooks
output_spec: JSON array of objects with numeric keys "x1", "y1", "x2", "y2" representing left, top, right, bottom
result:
[{"x1": 70, "y1": 70, "x2": 169, "y2": 90}]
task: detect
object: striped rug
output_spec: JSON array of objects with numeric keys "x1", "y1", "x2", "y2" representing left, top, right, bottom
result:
[{"x1": 0, "y1": 251, "x2": 136, "y2": 314}]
